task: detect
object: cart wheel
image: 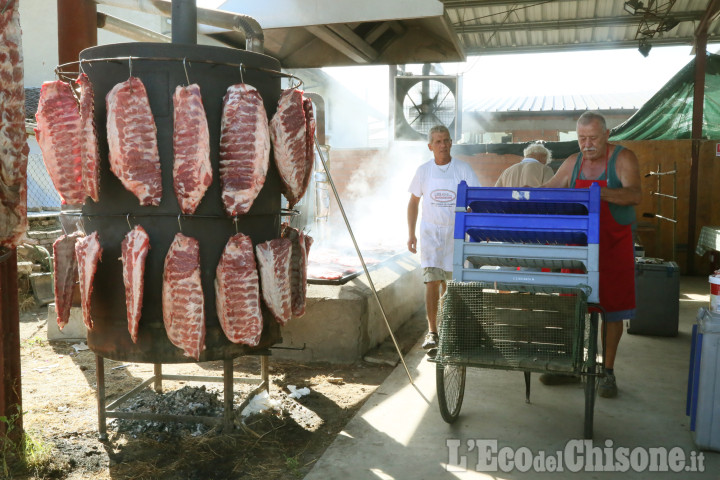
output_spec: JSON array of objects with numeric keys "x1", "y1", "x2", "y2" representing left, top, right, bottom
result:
[
  {"x1": 583, "y1": 364, "x2": 598, "y2": 439},
  {"x1": 437, "y1": 363, "x2": 466, "y2": 423}
]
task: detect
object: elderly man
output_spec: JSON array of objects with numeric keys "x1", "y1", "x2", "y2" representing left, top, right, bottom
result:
[
  {"x1": 407, "y1": 125, "x2": 481, "y2": 353},
  {"x1": 541, "y1": 111, "x2": 641, "y2": 398},
  {"x1": 495, "y1": 142, "x2": 554, "y2": 187}
]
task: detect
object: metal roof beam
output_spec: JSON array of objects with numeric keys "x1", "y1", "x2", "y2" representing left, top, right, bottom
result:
[
  {"x1": 453, "y1": 12, "x2": 705, "y2": 33},
  {"x1": 305, "y1": 25, "x2": 375, "y2": 63},
  {"x1": 326, "y1": 24, "x2": 380, "y2": 60},
  {"x1": 441, "y1": 0, "x2": 576, "y2": 7},
  {"x1": 463, "y1": 35, "x2": 718, "y2": 55}
]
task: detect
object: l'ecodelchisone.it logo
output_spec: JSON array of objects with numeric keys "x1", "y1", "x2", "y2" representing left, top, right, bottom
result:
[{"x1": 431, "y1": 189, "x2": 456, "y2": 203}]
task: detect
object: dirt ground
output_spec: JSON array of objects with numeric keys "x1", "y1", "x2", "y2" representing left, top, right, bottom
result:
[{"x1": 6, "y1": 304, "x2": 424, "y2": 480}]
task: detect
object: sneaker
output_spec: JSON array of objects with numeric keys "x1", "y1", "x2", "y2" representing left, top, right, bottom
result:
[
  {"x1": 598, "y1": 372, "x2": 618, "y2": 398},
  {"x1": 539, "y1": 373, "x2": 580, "y2": 385},
  {"x1": 422, "y1": 332, "x2": 438, "y2": 350}
]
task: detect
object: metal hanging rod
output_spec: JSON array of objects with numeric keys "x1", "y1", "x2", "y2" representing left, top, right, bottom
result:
[
  {"x1": 55, "y1": 56, "x2": 303, "y2": 89},
  {"x1": 645, "y1": 169, "x2": 677, "y2": 177},
  {"x1": 651, "y1": 192, "x2": 678, "y2": 200},
  {"x1": 59, "y1": 209, "x2": 300, "y2": 219}
]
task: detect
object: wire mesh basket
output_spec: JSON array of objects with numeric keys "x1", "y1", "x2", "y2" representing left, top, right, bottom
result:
[{"x1": 435, "y1": 281, "x2": 589, "y2": 373}]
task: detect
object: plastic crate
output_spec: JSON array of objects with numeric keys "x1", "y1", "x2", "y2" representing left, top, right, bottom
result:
[
  {"x1": 435, "y1": 282, "x2": 589, "y2": 373},
  {"x1": 451, "y1": 182, "x2": 601, "y2": 303}
]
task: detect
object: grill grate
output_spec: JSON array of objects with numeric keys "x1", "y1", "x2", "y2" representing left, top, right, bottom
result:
[{"x1": 435, "y1": 282, "x2": 588, "y2": 373}]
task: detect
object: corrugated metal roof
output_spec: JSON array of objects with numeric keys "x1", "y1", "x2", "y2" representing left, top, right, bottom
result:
[
  {"x1": 95, "y1": 1, "x2": 720, "y2": 67},
  {"x1": 464, "y1": 91, "x2": 650, "y2": 112},
  {"x1": 443, "y1": 0, "x2": 720, "y2": 56}
]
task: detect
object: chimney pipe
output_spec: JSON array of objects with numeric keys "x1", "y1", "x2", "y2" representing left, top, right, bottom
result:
[
  {"x1": 94, "y1": 0, "x2": 265, "y2": 52},
  {"x1": 172, "y1": 0, "x2": 197, "y2": 44}
]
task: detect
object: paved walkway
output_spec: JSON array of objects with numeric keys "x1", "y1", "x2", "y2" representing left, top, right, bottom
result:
[{"x1": 306, "y1": 276, "x2": 720, "y2": 479}]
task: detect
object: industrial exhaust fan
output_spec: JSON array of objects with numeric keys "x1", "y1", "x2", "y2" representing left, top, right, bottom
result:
[{"x1": 394, "y1": 75, "x2": 460, "y2": 141}]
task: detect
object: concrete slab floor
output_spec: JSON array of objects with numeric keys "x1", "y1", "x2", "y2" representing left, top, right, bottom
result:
[{"x1": 306, "y1": 276, "x2": 720, "y2": 479}]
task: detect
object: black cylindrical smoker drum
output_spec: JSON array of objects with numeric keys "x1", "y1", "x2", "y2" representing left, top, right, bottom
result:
[{"x1": 78, "y1": 42, "x2": 283, "y2": 363}]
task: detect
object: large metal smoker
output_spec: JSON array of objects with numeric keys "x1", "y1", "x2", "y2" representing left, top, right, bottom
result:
[{"x1": 430, "y1": 181, "x2": 603, "y2": 439}]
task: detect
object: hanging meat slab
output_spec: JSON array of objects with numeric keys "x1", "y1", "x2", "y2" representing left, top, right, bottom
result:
[
  {"x1": 121, "y1": 225, "x2": 150, "y2": 343},
  {"x1": 75, "y1": 231, "x2": 102, "y2": 330},
  {"x1": 219, "y1": 83, "x2": 270, "y2": 216},
  {"x1": 269, "y1": 89, "x2": 315, "y2": 208},
  {"x1": 256, "y1": 238, "x2": 292, "y2": 325},
  {"x1": 162, "y1": 233, "x2": 205, "y2": 360},
  {"x1": 281, "y1": 224, "x2": 313, "y2": 317},
  {"x1": 173, "y1": 83, "x2": 211, "y2": 214},
  {"x1": 52, "y1": 232, "x2": 83, "y2": 330},
  {"x1": 215, "y1": 233, "x2": 263, "y2": 346},
  {"x1": 106, "y1": 76, "x2": 162, "y2": 206},
  {"x1": 302, "y1": 96, "x2": 316, "y2": 197},
  {"x1": 0, "y1": 1, "x2": 29, "y2": 247},
  {"x1": 77, "y1": 73, "x2": 100, "y2": 203},
  {"x1": 34, "y1": 80, "x2": 85, "y2": 206}
]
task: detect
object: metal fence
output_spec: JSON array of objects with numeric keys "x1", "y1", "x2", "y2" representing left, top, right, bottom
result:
[{"x1": 27, "y1": 138, "x2": 61, "y2": 212}]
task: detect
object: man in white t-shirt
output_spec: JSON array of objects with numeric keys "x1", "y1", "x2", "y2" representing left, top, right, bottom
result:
[{"x1": 407, "y1": 125, "x2": 481, "y2": 353}]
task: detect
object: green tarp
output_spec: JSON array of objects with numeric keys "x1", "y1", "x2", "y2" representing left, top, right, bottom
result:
[{"x1": 610, "y1": 52, "x2": 720, "y2": 140}]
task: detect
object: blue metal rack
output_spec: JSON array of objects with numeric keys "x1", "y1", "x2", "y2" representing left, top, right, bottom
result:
[{"x1": 452, "y1": 182, "x2": 601, "y2": 303}]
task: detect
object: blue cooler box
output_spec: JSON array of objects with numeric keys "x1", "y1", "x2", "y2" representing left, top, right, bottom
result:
[
  {"x1": 687, "y1": 308, "x2": 720, "y2": 452},
  {"x1": 628, "y1": 259, "x2": 679, "y2": 337}
]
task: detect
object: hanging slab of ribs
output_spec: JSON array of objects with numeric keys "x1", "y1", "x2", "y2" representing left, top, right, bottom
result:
[
  {"x1": 34, "y1": 80, "x2": 85, "y2": 206},
  {"x1": 173, "y1": 84, "x2": 211, "y2": 214},
  {"x1": 0, "y1": 1, "x2": 28, "y2": 248},
  {"x1": 215, "y1": 233, "x2": 263, "y2": 346},
  {"x1": 256, "y1": 238, "x2": 292, "y2": 325},
  {"x1": 106, "y1": 76, "x2": 162, "y2": 206},
  {"x1": 163, "y1": 233, "x2": 205, "y2": 360},
  {"x1": 219, "y1": 83, "x2": 270, "y2": 216},
  {"x1": 52, "y1": 232, "x2": 83, "y2": 330},
  {"x1": 75, "y1": 231, "x2": 102, "y2": 330},
  {"x1": 269, "y1": 89, "x2": 315, "y2": 208},
  {"x1": 121, "y1": 225, "x2": 150, "y2": 343},
  {"x1": 77, "y1": 73, "x2": 100, "y2": 203},
  {"x1": 281, "y1": 224, "x2": 313, "y2": 317}
]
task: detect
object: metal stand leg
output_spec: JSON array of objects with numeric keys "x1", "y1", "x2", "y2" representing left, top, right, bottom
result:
[
  {"x1": 524, "y1": 371, "x2": 531, "y2": 403},
  {"x1": 223, "y1": 359, "x2": 234, "y2": 432},
  {"x1": 96, "y1": 355, "x2": 107, "y2": 440},
  {"x1": 154, "y1": 364, "x2": 162, "y2": 393},
  {"x1": 261, "y1": 355, "x2": 270, "y2": 392}
]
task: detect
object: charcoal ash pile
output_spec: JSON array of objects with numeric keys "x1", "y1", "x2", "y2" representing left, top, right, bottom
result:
[{"x1": 111, "y1": 386, "x2": 225, "y2": 440}]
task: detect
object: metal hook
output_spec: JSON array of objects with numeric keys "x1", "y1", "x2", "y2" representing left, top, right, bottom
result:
[
  {"x1": 79, "y1": 59, "x2": 86, "y2": 75},
  {"x1": 128, "y1": 56, "x2": 133, "y2": 79},
  {"x1": 77, "y1": 218, "x2": 87, "y2": 236},
  {"x1": 177, "y1": 214, "x2": 183, "y2": 233},
  {"x1": 233, "y1": 216, "x2": 239, "y2": 234},
  {"x1": 239, "y1": 62, "x2": 244, "y2": 84},
  {"x1": 183, "y1": 57, "x2": 190, "y2": 86},
  {"x1": 126, "y1": 213, "x2": 132, "y2": 230}
]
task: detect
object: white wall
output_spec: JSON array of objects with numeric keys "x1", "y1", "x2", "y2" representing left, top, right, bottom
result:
[{"x1": 18, "y1": 1, "x2": 163, "y2": 87}]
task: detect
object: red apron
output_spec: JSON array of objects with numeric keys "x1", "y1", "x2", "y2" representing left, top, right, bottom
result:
[{"x1": 574, "y1": 159, "x2": 635, "y2": 318}]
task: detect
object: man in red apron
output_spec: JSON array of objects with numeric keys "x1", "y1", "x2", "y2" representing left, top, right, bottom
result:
[
  {"x1": 540, "y1": 112, "x2": 641, "y2": 398},
  {"x1": 407, "y1": 125, "x2": 481, "y2": 354}
]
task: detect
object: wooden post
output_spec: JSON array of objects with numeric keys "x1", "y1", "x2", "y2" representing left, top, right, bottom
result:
[
  {"x1": 688, "y1": 38, "x2": 707, "y2": 275},
  {"x1": 0, "y1": 249, "x2": 22, "y2": 442},
  {"x1": 57, "y1": 0, "x2": 97, "y2": 66}
]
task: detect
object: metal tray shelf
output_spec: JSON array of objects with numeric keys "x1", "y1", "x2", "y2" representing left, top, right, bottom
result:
[{"x1": 457, "y1": 182, "x2": 601, "y2": 214}]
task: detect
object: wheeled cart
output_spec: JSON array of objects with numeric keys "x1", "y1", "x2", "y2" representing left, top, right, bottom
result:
[{"x1": 430, "y1": 183, "x2": 604, "y2": 439}]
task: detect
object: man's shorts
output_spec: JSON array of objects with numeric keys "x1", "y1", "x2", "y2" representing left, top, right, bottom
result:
[{"x1": 423, "y1": 267, "x2": 452, "y2": 283}]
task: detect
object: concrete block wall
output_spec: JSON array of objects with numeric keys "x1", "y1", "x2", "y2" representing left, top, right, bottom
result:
[{"x1": 271, "y1": 253, "x2": 423, "y2": 364}]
